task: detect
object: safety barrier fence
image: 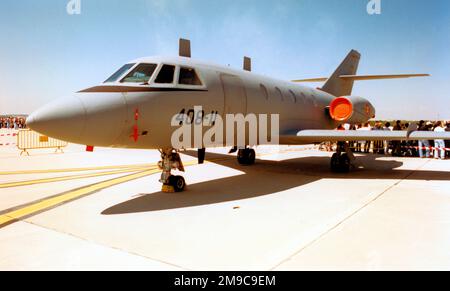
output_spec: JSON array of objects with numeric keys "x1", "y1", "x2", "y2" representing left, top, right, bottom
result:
[
  {"x1": 0, "y1": 133, "x2": 17, "y2": 137},
  {"x1": 346, "y1": 144, "x2": 450, "y2": 152},
  {"x1": 319, "y1": 142, "x2": 450, "y2": 153},
  {"x1": 396, "y1": 146, "x2": 450, "y2": 152},
  {"x1": 16, "y1": 129, "x2": 68, "y2": 155},
  {"x1": 0, "y1": 130, "x2": 18, "y2": 147}
]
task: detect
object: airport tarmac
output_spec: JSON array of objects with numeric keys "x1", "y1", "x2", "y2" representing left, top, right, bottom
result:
[{"x1": 0, "y1": 142, "x2": 449, "y2": 271}]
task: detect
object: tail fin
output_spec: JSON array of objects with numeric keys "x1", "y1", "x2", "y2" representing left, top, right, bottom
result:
[
  {"x1": 292, "y1": 50, "x2": 429, "y2": 92},
  {"x1": 321, "y1": 50, "x2": 361, "y2": 97}
]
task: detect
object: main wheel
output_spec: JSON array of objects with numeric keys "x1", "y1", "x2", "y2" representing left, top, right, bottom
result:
[
  {"x1": 169, "y1": 175, "x2": 186, "y2": 192},
  {"x1": 237, "y1": 148, "x2": 256, "y2": 165},
  {"x1": 247, "y1": 149, "x2": 256, "y2": 165},
  {"x1": 338, "y1": 153, "x2": 351, "y2": 173},
  {"x1": 330, "y1": 153, "x2": 340, "y2": 172}
]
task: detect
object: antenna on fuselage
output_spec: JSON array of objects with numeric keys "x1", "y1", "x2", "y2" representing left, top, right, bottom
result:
[
  {"x1": 179, "y1": 38, "x2": 191, "y2": 58},
  {"x1": 243, "y1": 56, "x2": 251, "y2": 71}
]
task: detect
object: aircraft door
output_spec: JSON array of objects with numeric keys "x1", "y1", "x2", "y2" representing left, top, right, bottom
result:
[{"x1": 221, "y1": 74, "x2": 247, "y2": 115}]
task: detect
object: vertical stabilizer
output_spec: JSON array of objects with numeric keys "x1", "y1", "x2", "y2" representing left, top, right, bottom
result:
[{"x1": 321, "y1": 50, "x2": 361, "y2": 96}]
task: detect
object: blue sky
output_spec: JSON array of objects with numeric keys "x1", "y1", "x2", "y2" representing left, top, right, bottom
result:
[{"x1": 0, "y1": 0, "x2": 449, "y2": 119}]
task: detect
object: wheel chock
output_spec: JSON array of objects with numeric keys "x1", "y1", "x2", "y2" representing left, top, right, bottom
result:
[{"x1": 162, "y1": 184, "x2": 175, "y2": 193}]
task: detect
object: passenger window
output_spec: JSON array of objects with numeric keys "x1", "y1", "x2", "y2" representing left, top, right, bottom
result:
[
  {"x1": 310, "y1": 90, "x2": 317, "y2": 107},
  {"x1": 121, "y1": 63, "x2": 157, "y2": 83},
  {"x1": 179, "y1": 68, "x2": 202, "y2": 85},
  {"x1": 310, "y1": 93, "x2": 318, "y2": 107},
  {"x1": 300, "y1": 92, "x2": 307, "y2": 104},
  {"x1": 260, "y1": 84, "x2": 269, "y2": 100},
  {"x1": 155, "y1": 65, "x2": 175, "y2": 84},
  {"x1": 289, "y1": 90, "x2": 297, "y2": 103},
  {"x1": 275, "y1": 87, "x2": 283, "y2": 102}
]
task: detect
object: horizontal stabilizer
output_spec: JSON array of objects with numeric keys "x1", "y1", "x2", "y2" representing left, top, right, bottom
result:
[
  {"x1": 292, "y1": 77, "x2": 328, "y2": 83},
  {"x1": 292, "y1": 74, "x2": 430, "y2": 83},
  {"x1": 340, "y1": 74, "x2": 430, "y2": 81}
]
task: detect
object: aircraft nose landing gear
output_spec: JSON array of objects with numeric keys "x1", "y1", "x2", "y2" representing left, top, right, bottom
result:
[{"x1": 158, "y1": 148, "x2": 186, "y2": 192}]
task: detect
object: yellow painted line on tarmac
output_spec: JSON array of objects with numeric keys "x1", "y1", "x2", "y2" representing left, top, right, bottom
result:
[
  {"x1": 0, "y1": 154, "x2": 270, "y2": 228},
  {"x1": 0, "y1": 158, "x2": 212, "y2": 228},
  {"x1": 0, "y1": 163, "x2": 155, "y2": 176},
  {"x1": 0, "y1": 169, "x2": 159, "y2": 227},
  {"x1": 0, "y1": 155, "x2": 236, "y2": 189},
  {"x1": 0, "y1": 147, "x2": 316, "y2": 176},
  {"x1": 0, "y1": 149, "x2": 304, "y2": 189},
  {"x1": 0, "y1": 166, "x2": 155, "y2": 189}
]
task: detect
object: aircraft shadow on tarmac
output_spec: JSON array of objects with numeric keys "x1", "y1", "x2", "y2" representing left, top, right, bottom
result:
[{"x1": 102, "y1": 151, "x2": 449, "y2": 215}]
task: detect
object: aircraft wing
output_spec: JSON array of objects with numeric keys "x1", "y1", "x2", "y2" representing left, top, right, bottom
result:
[{"x1": 280, "y1": 130, "x2": 450, "y2": 144}]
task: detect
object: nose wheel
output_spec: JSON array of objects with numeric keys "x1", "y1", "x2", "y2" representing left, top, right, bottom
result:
[
  {"x1": 168, "y1": 175, "x2": 186, "y2": 192},
  {"x1": 158, "y1": 148, "x2": 186, "y2": 193},
  {"x1": 237, "y1": 148, "x2": 256, "y2": 165}
]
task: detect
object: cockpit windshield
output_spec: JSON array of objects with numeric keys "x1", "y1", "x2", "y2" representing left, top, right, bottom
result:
[
  {"x1": 121, "y1": 63, "x2": 158, "y2": 83},
  {"x1": 104, "y1": 63, "x2": 135, "y2": 83}
]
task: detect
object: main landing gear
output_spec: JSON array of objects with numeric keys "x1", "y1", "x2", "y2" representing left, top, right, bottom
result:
[
  {"x1": 330, "y1": 142, "x2": 355, "y2": 173},
  {"x1": 237, "y1": 148, "x2": 256, "y2": 165},
  {"x1": 158, "y1": 148, "x2": 186, "y2": 193}
]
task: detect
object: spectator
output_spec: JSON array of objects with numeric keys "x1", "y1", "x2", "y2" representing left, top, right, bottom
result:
[
  {"x1": 349, "y1": 124, "x2": 357, "y2": 152},
  {"x1": 336, "y1": 124, "x2": 346, "y2": 153},
  {"x1": 446, "y1": 121, "x2": 450, "y2": 159},
  {"x1": 391, "y1": 120, "x2": 403, "y2": 156},
  {"x1": 357, "y1": 122, "x2": 371, "y2": 153},
  {"x1": 403, "y1": 123, "x2": 416, "y2": 157},
  {"x1": 426, "y1": 121, "x2": 435, "y2": 157},
  {"x1": 355, "y1": 124, "x2": 362, "y2": 153},
  {"x1": 383, "y1": 122, "x2": 392, "y2": 155},
  {"x1": 417, "y1": 120, "x2": 431, "y2": 158},
  {"x1": 372, "y1": 122, "x2": 384, "y2": 154},
  {"x1": 433, "y1": 121, "x2": 446, "y2": 160},
  {"x1": 0, "y1": 116, "x2": 27, "y2": 130}
]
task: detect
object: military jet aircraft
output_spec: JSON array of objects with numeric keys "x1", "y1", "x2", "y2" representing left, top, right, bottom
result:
[{"x1": 27, "y1": 39, "x2": 449, "y2": 192}]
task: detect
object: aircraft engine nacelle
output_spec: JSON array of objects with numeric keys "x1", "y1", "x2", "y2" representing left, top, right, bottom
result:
[{"x1": 328, "y1": 96, "x2": 376, "y2": 124}]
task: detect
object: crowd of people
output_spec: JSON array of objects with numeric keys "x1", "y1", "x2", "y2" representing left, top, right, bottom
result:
[
  {"x1": 341, "y1": 120, "x2": 450, "y2": 160},
  {"x1": 0, "y1": 116, "x2": 27, "y2": 130}
]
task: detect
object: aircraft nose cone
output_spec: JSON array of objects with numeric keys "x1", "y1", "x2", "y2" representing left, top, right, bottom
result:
[{"x1": 27, "y1": 96, "x2": 86, "y2": 143}]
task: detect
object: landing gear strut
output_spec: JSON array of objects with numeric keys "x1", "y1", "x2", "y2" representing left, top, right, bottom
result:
[
  {"x1": 158, "y1": 148, "x2": 186, "y2": 192},
  {"x1": 330, "y1": 142, "x2": 355, "y2": 173},
  {"x1": 237, "y1": 148, "x2": 256, "y2": 165}
]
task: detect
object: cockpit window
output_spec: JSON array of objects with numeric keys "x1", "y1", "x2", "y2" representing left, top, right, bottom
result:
[
  {"x1": 121, "y1": 63, "x2": 157, "y2": 83},
  {"x1": 104, "y1": 63, "x2": 135, "y2": 83},
  {"x1": 179, "y1": 67, "x2": 202, "y2": 85},
  {"x1": 155, "y1": 64, "x2": 175, "y2": 84}
]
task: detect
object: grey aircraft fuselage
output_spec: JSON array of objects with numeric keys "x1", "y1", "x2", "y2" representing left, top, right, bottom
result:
[{"x1": 27, "y1": 56, "x2": 372, "y2": 150}]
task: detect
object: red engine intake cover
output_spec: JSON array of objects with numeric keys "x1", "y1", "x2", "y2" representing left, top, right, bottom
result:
[{"x1": 329, "y1": 97, "x2": 353, "y2": 121}]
